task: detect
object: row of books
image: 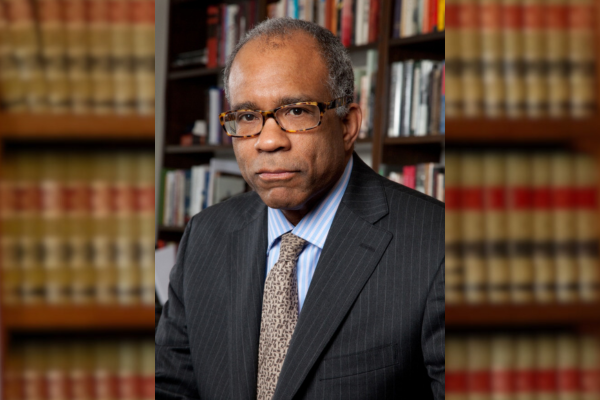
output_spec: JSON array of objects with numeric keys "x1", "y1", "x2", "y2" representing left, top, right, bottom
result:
[
  {"x1": 447, "y1": 334, "x2": 600, "y2": 397},
  {"x1": 446, "y1": 0, "x2": 597, "y2": 119},
  {"x1": 180, "y1": 87, "x2": 233, "y2": 147},
  {"x1": 205, "y1": 1, "x2": 257, "y2": 68},
  {"x1": 387, "y1": 60, "x2": 445, "y2": 137},
  {"x1": 446, "y1": 150, "x2": 599, "y2": 305},
  {"x1": 353, "y1": 49, "x2": 378, "y2": 139},
  {"x1": 0, "y1": 151, "x2": 155, "y2": 306},
  {"x1": 4, "y1": 340, "x2": 154, "y2": 400},
  {"x1": 160, "y1": 159, "x2": 247, "y2": 228},
  {"x1": 0, "y1": 0, "x2": 155, "y2": 115},
  {"x1": 384, "y1": 162, "x2": 445, "y2": 201},
  {"x1": 267, "y1": 0, "x2": 381, "y2": 47},
  {"x1": 392, "y1": 0, "x2": 445, "y2": 38}
]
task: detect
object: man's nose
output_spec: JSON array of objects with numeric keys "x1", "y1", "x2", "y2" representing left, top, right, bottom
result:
[{"x1": 254, "y1": 116, "x2": 291, "y2": 152}]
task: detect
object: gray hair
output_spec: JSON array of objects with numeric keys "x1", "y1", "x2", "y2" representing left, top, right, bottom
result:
[{"x1": 223, "y1": 18, "x2": 354, "y2": 117}]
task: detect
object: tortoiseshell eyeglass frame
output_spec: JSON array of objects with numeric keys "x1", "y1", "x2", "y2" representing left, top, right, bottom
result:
[{"x1": 218, "y1": 95, "x2": 354, "y2": 138}]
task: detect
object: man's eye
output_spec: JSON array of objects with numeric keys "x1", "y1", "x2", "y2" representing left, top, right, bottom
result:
[
  {"x1": 238, "y1": 113, "x2": 257, "y2": 122},
  {"x1": 288, "y1": 107, "x2": 305, "y2": 116}
]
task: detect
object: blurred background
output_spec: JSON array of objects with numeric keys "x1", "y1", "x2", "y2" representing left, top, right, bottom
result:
[
  {"x1": 446, "y1": 0, "x2": 600, "y2": 398},
  {"x1": 0, "y1": 0, "x2": 155, "y2": 398}
]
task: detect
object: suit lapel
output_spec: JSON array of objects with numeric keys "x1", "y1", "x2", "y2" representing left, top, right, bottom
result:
[
  {"x1": 273, "y1": 154, "x2": 393, "y2": 399},
  {"x1": 229, "y1": 199, "x2": 268, "y2": 400}
]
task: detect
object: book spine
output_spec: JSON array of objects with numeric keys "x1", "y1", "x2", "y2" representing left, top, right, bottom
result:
[
  {"x1": 502, "y1": 0, "x2": 526, "y2": 118},
  {"x1": 70, "y1": 343, "x2": 96, "y2": 400},
  {"x1": 409, "y1": 61, "x2": 421, "y2": 136},
  {"x1": 110, "y1": 0, "x2": 136, "y2": 114},
  {"x1": 40, "y1": 154, "x2": 70, "y2": 305},
  {"x1": 557, "y1": 335, "x2": 580, "y2": 398},
  {"x1": 439, "y1": 62, "x2": 444, "y2": 133},
  {"x1": 546, "y1": 0, "x2": 569, "y2": 118},
  {"x1": 401, "y1": 60, "x2": 413, "y2": 136},
  {"x1": 551, "y1": 153, "x2": 578, "y2": 303},
  {"x1": 38, "y1": 0, "x2": 70, "y2": 113},
  {"x1": 0, "y1": 2, "x2": 26, "y2": 111},
  {"x1": 136, "y1": 153, "x2": 155, "y2": 306},
  {"x1": 392, "y1": 0, "x2": 402, "y2": 38},
  {"x1": 131, "y1": 0, "x2": 155, "y2": 115},
  {"x1": 437, "y1": 0, "x2": 444, "y2": 30},
  {"x1": 446, "y1": 337, "x2": 468, "y2": 400},
  {"x1": 7, "y1": 0, "x2": 48, "y2": 112},
  {"x1": 95, "y1": 342, "x2": 119, "y2": 400},
  {"x1": 580, "y1": 335, "x2": 600, "y2": 398},
  {"x1": 490, "y1": 336, "x2": 515, "y2": 397},
  {"x1": 483, "y1": 153, "x2": 509, "y2": 304},
  {"x1": 514, "y1": 336, "x2": 536, "y2": 398},
  {"x1": 0, "y1": 156, "x2": 20, "y2": 305},
  {"x1": 506, "y1": 152, "x2": 534, "y2": 304},
  {"x1": 575, "y1": 154, "x2": 599, "y2": 302},
  {"x1": 92, "y1": 155, "x2": 117, "y2": 305},
  {"x1": 114, "y1": 154, "x2": 139, "y2": 306},
  {"x1": 459, "y1": 0, "x2": 483, "y2": 117},
  {"x1": 17, "y1": 155, "x2": 45, "y2": 305},
  {"x1": 481, "y1": 0, "x2": 504, "y2": 118},
  {"x1": 532, "y1": 153, "x2": 555, "y2": 303},
  {"x1": 66, "y1": 156, "x2": 94, "y2": 305},
  {"x1": 444, "y1": 0, "x2": 461, "y2": 117},
  {"x1": 523, "y1": 0, "x2": 547, "y2": 117},
  {"x1": 341, "y1": 0, "x2": 352, "y2": 47},
  {"x1": 118, "y1": 342, "x2": 141, "y2": 400},
  {"x1": 368, "y1": 0, "x2": 379, "y2": 42},
  {"x1": 461, "y1": 153, "x2": 486, "y2": 304},
  {"x1": 141, "y1": 341, "x2": 155, "y2": 400},
  {"x1": 89, "y1": 0, "x2": 114, "y2": 114},
  {"x1": 23, "y1": 343, "x2": 47, "y2": 400},
  {"x1": 467, "y1": 337, "x2": 491, "y2": 397},
  {"x1": 445, "y1": 152, "x2": 463, "y2": 304},
  {"x1": 568, "y1": 0, "x2": 595, "y2": 118}
]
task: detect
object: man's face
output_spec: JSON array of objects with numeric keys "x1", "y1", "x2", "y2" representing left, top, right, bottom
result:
[{"x1": 228, "y1": 33, "x2": 356, "y2": 218}]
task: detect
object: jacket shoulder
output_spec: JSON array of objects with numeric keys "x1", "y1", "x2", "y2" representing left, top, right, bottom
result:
[
  {"x1": 187, "y1": 190, "x2": 264, "y2": 235},
  {"x1": 380, "y1": 175, "x2": 445, "y2": 211}
]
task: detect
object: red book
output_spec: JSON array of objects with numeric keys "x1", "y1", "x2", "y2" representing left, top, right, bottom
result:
[
  {"x1": 368, "y1": 0, "x2": 379, "y2": 42},
  {"x1": 341, "y1": 0, "x2": 352, "y2": 46},
  {"x1": 429, "y1": 0, "x2": 438, "y2": 32},
  {"x1": 325, "y1": 0, "x2": 333, "y2": 31},
  {"x1": 206, "y1": 6, "x2": 219, "y2": 68}
]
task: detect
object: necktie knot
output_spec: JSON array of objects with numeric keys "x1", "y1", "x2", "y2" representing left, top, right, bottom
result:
[{"x1": 279, "y1": 232, "x2": 307, "y2": 261}]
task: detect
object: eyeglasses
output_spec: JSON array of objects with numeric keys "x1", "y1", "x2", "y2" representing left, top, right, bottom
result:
[{"x1": 218, "y1": 96, "x2": 353, "y2": 138}]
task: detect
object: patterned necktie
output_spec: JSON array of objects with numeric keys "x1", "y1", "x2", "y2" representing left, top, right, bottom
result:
[{"x1": 257, "y1": 232, "x2": 307, "y2": 400}]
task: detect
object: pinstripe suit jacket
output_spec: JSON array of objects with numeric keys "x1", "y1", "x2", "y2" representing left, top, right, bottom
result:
[{"x1": 155, "y1": 153, "x2": 445, "y2": 400}]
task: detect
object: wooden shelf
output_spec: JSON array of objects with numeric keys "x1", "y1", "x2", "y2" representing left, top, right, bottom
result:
[
  {"x1": 159, "y1": 225, "x2": 186, "y2": 233},
  {"x1": 0, "y1": 113, "x2": 155, "y2": 140},
  {"x1": 168, "y1": 67, "x2": 222, "y2": 80},
  {"x1": 389, "y1": 31, "x2": 445, "y2": 47},
  {"x1": 347, "y1": 42, "x2": 379, "y2": 52},
  {"x1": 384, "y1": 135, "x2": 444, "y2": 145},
  {"x1": 446, "y1": 304, "x2": 600, "y2": 327},
  {"x1": 2, "y1": 305, "x2": 155, "y2": 331},
  {"x1": 446, "y1": 117, "x2": 600, "y2": 143},
  {"x1": 165, "y1": 144, "x2": 234, "y2": 153}
]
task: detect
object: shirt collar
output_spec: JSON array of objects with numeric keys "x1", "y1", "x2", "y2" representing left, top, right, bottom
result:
[{"x1": 267, "y1": 156, "x2": 354, "y2": 253}]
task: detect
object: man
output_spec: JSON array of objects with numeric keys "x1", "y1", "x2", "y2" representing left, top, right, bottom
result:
[{"x1": 155, "y1": 18, "x2": 444, "y2": 400}]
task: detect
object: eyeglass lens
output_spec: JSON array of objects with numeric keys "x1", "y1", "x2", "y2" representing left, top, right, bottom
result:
[{"x1": 224, "y1": 104, "x2": 321, "y2": 136}]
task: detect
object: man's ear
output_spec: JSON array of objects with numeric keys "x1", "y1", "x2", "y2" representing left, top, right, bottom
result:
[{"x1": 341, "y1": 103, "x2": 362, "y2": 152}]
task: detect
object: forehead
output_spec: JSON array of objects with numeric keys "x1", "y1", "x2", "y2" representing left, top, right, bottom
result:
[{"x1": 228, "y1": 32, "x2": 330, "y2": 107}]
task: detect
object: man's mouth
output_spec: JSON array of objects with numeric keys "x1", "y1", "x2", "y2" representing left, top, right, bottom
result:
[{"x1": 256, "y1": 169, "x2": 298, "y2": 180}]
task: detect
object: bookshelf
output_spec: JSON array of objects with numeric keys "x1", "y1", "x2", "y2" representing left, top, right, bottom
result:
[
  {"x1": 444, "y1": 3, "x2": 600, "y2": 396},
  {"x1": 0, "y1": 114, "x2": 155, "y2": 140},
  {"x1": 157, "y1": 0, "x2": 445, "y2": 243}
]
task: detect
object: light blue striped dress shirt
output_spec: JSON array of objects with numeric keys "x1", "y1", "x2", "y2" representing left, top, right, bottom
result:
[{"x1": 266, "y1": 157, "x2": 353, "y2": 312}]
